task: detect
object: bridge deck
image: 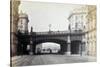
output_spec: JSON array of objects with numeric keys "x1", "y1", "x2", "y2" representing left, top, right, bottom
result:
[{"x1": 32, "y1": 31, "x2": 85, "y2": 36}]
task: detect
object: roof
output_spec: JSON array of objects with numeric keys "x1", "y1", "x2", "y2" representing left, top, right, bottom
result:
[{"x1": 19, "y1": 13, "x2": 28, "y2": 18}]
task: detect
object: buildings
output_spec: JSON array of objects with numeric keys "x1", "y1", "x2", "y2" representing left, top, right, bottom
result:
[
  {"x1": 10, "y1": 0, "x2": 96, "y2": 57},
  {"x1": 10, "y1": 0, "x2": 29, "y2": 56},
  {"x1": 17, "y1": 12, "x2": 29, "y2": 34},
  {"x1": 35, "y1": 43, "x2": 60, "y2": 54},
  {"x1": 86, "y1": 5, "x2": 96, "y2": 56},
  {"x1": 35, "y1": 44, "x2": 42, "y2": 54},
  {"x1": 68, "y1": 6, "x2": 88, "y2": 32},
  {"x1": 68, "y1": 5, "x2": 96, "y2": 56},
  {"x1": 10, "y1": 0, "x2": 20, "y2": 56},
  {"x1": 68, "y1": 6, "x2": 88, "y2": 55},
  {"x1": 17, "y1": 12, "x2": 29, "y2": 55}
]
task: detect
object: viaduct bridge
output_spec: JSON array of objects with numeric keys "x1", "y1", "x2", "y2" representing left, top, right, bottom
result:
[{"x1": 17, "y1": 30, "x2": 86, "y2": 55}]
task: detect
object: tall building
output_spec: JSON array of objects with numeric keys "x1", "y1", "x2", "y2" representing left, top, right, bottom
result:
[
  {"x1": 17, "y1": 12, "x2": 29, "y2": 55},
  {"x1": 68, "y1": 5, "x2": 96, "y2": 56},
  {"x1": 10, "y1": 0, "x2": 20, "y2": 56},
  {"x1": 17, "y1": 12, "x2": 29, "y2": 34},
  {"x1": 68, "y1": 6, "x2": 88, "y2": 32},
  {"x1": 85, "y1": 5, "x2": 96, "y2": 56},
  {"x1": 68, "y1": 6, "x2": 88, "y2": 55}
]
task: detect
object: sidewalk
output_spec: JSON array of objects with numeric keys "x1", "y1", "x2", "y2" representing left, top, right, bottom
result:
[{"x1": 11, "y1": 56, "x2": 22, "y2": 61}]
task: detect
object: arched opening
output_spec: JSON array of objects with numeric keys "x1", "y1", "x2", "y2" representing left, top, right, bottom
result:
[
  {"x1": 35, "y1": 42, "x2": 60, "y2": 54},
  {"x1": 71, "y1": 40, "x2": 82, "y2": 54},
  {"x1": 32, "y1": 39, "x2": 67, "y2": 55}
]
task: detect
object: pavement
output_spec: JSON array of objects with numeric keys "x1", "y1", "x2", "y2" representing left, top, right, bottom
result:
[{"x1": 11, "y1": 54, "x2": 96, "y2": 66}]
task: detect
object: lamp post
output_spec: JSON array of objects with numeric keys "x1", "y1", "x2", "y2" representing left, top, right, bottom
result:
[
  {"x1": 29, "y1": 27, "x2": 33, "y2": 55},
  {"x1": 49, "y1": 24, "x2": 52, "y2": 32}
]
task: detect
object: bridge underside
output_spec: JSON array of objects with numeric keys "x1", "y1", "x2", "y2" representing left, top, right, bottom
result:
[
  {"x1": 32, "y1": 39, "x2": 68, "y2": 54},
  {"x1": 16, "y1": 39, "x2": 85, "y2": 55},
  {"x1": 30, "y1": 39, "x2": 84, "y2": 55}
]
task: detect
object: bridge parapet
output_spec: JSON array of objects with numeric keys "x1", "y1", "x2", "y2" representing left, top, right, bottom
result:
[
  {"x1": 35, "y1": 31, "x2": 70, "y2": 35},
  {"x1": 32, "y1": 31, "x2": 85, "y2": 36}
]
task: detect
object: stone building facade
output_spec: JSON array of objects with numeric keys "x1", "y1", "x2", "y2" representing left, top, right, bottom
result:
[
  {"x1": 17, "y1": 12, "x2": 29, "y2": 34},
  {"x1": 68, "y1": 6, "x2": 88, "y2": 55},
  {"x1": 17, "y1": 12, "x2": 29, "y2": 55},
  {"x1": 85, "y1": 5, "x2": 96, "y2": 56},
  {"x1": 68, "y1": 5, "x2": 96, "y2": 56},
  {"x1": 10, "y1": 0, "x2": 20, "y2": 56},
  {"x1": 68, "y1": 6, "x2": 88, "y2": 32}
]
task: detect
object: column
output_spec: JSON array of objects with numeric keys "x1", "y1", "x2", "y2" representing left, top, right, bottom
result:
[
  {"x1": 81, "y1": 35, "x2": 86, "y2": 56},
  {"x1": 29, "y1": 40, "x2": 33, "y2": 55},
  {"x1": 79, "y1": 42, "x2": 82, "y2": 55},
  {"x1": 66, "y1": 35, "x2": 71, "y2": 55},
  {"x1": 67, "y1": 43, "x2": 71, "y2": 55},
  {"x1": 81, "y1": 42, "x2": 86, "y2": 56}
]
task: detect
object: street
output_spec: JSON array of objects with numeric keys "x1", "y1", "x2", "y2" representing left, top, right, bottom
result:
[{"x1": 11, "y1": 54, "x2": 96, "y2": 66}]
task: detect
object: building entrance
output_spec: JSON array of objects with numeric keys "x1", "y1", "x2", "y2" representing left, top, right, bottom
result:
[{"x1": 71, "y1": 41, "x2": 81, "y2": 54}]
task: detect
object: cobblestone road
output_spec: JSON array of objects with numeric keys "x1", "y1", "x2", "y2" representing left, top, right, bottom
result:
[{"x1": 11, "y1": 54, "x2": 96, "y2": 66}]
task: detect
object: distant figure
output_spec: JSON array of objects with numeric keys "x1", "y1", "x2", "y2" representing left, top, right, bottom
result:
[{"x1": 49, "y1": 49, "x2": 52, "y2": 54}]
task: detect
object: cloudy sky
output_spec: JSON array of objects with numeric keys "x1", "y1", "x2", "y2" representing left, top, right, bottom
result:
[{"x1": 19, "y1": 1, "x2": 83, "y2": 32}]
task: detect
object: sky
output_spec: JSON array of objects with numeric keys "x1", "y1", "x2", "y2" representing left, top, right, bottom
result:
[{"x1": 19, "y1": 1, "x2": 84, "y2": 32}]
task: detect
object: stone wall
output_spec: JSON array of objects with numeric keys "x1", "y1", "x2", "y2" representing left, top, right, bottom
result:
[{"x1": 10, "y1": 0, "x2": 20, "y2": 56}]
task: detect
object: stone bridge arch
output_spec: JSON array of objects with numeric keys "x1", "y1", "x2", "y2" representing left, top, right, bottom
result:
[{"x1": 32, "y1": 38, "x2": 68, "y2": 54}]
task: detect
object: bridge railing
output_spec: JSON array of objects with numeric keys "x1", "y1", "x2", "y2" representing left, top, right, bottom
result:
[
  {"x1": 34, "y1": 30, "x2": 85, "y2": 35},
  {"x1": 35, "y1": 31, "x2": 70, "y2": 35}
]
